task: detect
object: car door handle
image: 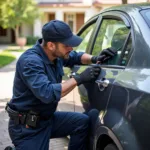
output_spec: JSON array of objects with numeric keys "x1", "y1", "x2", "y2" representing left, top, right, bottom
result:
[
  {"x1": 68, "y1": 72, "x2": 76, "y2": 78},
  {"x1": 95, "y1": 79, "x2": 110, "y2": 91}
]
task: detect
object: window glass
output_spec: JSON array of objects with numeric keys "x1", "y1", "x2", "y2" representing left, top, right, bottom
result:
[
  {"x1": 140, "y1": 9, "x2": 150, "y2": 28},
  {"x1": 66, "y1": 14, "x2": 75, "y2": 31},
  {"x1": 74, "y1": 23, "x2": 96, "y2": 53},
  {"x1": 92, "y1": 19, "x2": 131, "y2": 66}
]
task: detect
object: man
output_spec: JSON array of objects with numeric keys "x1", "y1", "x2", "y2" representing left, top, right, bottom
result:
[{"x1": 6, "y1": 20, "x2": 116, "y2": 150}]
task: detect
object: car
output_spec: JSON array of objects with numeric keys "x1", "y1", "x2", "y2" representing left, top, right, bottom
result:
[{"x1": 58, "y1": 3, "x2": 150, "y2": 150}]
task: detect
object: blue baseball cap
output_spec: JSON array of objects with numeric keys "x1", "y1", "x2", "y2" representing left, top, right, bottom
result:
[{"x1": 42, "y1": 20, "x2": 82, "y2": 47}]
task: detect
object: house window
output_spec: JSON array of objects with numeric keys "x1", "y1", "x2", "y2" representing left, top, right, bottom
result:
[
  {"x1": 66, "y1": 14, "x2": 75, "y2": 32},
  {"x1": 0, "y1": 27, "x2": 7, "y2": 36}
]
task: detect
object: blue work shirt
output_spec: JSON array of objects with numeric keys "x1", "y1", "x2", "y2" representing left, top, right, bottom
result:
[{"x1": 8, "y1": 39, "x2": 84, "y2": 117}]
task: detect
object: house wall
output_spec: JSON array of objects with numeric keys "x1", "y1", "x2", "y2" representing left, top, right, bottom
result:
[
  {"x1": 21, "y1": 24, "x2": 33, "y2": 37},
  {"x1": 1, "y1": 0, "x2": 148, "y2": 44},
  {"x1": 33, "y1": 6, "x2": 99, "y2": 37},
  {"x1": 0, "y1": 29, "x2": 11, "y2": 44}
]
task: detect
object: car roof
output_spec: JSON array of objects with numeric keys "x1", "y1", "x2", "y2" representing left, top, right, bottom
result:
[
  {"x1": 87, "y1": 3, "x2": 150, "y2": 21},
  {"x1": 101, "y1": 3, "x2": 150, "y2": 13}
]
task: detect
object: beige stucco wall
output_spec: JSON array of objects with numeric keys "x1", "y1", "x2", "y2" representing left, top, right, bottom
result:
[{"x1": 21, "y1": 24, "x2": 33, "y2": 37}]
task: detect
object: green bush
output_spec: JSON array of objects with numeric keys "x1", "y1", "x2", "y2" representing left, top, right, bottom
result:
[{"x1": 26, "y1": 36, "x2": 40, "y2": 45}]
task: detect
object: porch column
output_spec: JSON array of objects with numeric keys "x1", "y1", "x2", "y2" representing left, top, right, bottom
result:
[
  {"x1": 85, "y1": 7, "x2": 97, "y2": 22},
  {"x1": 55, "y1": 10, "x2": 64, "y2": 21},
  {"x1": 33, "y1": 19, "x2": 42, "y2": 37}
]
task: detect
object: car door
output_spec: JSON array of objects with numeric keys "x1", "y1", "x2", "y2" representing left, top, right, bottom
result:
[
  {"x1": 73, "y1": 12, "x2": 132, "y2": 117},
  {"x1": 58, "y1": 16, "x2": 98, "y2": 112}
]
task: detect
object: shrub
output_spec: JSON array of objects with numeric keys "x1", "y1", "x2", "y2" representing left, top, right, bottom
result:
[{"x1": 26, "y1": 36, "x2": 40, "y2": 45}]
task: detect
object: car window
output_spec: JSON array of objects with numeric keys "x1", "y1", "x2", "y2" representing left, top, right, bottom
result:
[
  {"x1": 74, "y1": 23, "x2": 96, "y2": 52},
  {"x1": 140, "y1": 9, "x2": 150, "y2": 28},
  {"x1": 92, "y1": 19, "x2": 131, "y2": 66}
]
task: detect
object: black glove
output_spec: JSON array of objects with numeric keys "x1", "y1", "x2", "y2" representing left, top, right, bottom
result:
[
  {"x1": 73, "y1": 65, "x2": 101, "y2": 86},
  {"x1": 91, "y1": 47, "x2": 117, "y2": 64}
]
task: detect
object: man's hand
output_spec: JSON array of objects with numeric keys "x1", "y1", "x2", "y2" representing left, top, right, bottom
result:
[
  {"x1": 73, "y1": 65, "x2": 101, "y2": 86},
  {"x1": 91, "y1": 48, "x2": 117, "y2": 64}
]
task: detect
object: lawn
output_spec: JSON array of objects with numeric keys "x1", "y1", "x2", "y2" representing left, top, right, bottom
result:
[
  {"x1": 0, "y1": 45, "x2": 32, "y2": 68},
  {"x1": 0, "y1": 51, "x2": 16, "y2": 68}
]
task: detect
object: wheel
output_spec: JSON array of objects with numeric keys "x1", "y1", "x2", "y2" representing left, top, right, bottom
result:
[{"x1": 104, "y1": 144, "x2": 118, "y2": 150}]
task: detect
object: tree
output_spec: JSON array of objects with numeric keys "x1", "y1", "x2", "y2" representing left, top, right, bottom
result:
[
  {"x1": 0, "y1": 0, "x2": 40, "y2": 43},
  {"x1": 122, "y1": 0, "x2": 127, "y2": 4}
]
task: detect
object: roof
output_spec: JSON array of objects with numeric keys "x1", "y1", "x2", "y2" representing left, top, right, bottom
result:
[
  {"x1": 100, "y1": 3, "x2": 150, "y2": 12},
  {"x1": 38, "y1": 0, "x2": 91, "y2": 7}
]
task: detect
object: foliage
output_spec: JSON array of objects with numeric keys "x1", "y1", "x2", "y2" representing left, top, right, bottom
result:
[
  {"x1": 26, "y1": 36, "x2": 40, "y2": 45},
  {"x1": 0, "y1": 51, "x2": 16, "y2": 68},
  {"x1": 0, "y1": 0, "x2": 40, "y2": 38},
  {"x1": 92, "y1": 19, "x2": 128, "y2": 56}
]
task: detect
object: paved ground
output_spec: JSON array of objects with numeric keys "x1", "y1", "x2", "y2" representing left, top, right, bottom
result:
[
  {"x1": 0, "y1": 48, "x2": 68, "y2": 150},
  {"x1": 0, "y1": 45, "x2": 8, "y2": 52}
]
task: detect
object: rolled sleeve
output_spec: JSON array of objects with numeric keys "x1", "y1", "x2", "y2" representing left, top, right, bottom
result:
[
  {"x1": 21, "y1": 59, "x2": 62, "y2": 104},
  {"x1": 52, "y1": 83, "x2": 61, "y2": 102}
]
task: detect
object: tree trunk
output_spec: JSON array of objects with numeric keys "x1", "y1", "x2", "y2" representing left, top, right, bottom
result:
[
  {"x1": 14, "y1": 25, "x2": 19, "y2": 44},
  {"x1": 122, "y1": 0, "x2": 127, "y2": 4}
]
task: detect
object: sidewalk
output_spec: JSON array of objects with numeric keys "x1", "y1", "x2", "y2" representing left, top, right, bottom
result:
[
  {"x1": 0, "y1": 48, "x2": 68, "y2": 150},
  {"x1": 0, "y1": 45, "x2": 8, "y2": 52}
]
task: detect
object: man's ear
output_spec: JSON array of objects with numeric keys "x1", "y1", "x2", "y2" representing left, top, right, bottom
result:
[{"x1": 47, "y1": 42, "x2": 55, "y2": 51}]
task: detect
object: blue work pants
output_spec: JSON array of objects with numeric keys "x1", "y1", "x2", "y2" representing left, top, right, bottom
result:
[{"x1": 9, "y1": 111, "x2": 89, "y2": 150}]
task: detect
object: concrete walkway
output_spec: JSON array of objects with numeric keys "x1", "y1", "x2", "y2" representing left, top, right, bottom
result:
[
  {"x1": 0, "y1": 48, "x2": 68, "y2": 150},
  {"x1": 0, "y1": 45, "x2": 8, "y2": 52}
]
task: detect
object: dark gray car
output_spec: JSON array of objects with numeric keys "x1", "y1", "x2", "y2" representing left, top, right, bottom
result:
[{"x1": 60, "y1": 3, "x2": 150, "y2": 150}]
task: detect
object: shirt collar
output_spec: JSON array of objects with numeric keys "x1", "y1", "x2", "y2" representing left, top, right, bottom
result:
[{"x1": 34, "y1": 38, "x2": 57, "y2": 65}]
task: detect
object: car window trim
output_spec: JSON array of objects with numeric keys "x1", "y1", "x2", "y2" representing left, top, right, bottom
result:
[
  {"x1": 77, "y1": 15, "x2": 98, "y2": 36},
  {"x1": 101, "y1": 11, "x2": 131, "y2": 28},
  {"x1": 100, "y1": 64, "x2": 125, "y2": 69},
  {"x1": 90, "y1": 11, "x2": 133, "y2": 67},
  {"x1": 76, "y1": 16, "x2": 99, "y2": 54},
  {"x1": 86, "y1": 16, "x2": 103, "y2": 54},
  {"x1": 140, "y1": 8, "x2": 150, "y2": 28},
  {"x1": 117, "y1": 32, "x2": 132, "y2": 66}
]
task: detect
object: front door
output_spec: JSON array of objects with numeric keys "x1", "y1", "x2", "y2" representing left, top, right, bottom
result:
[{"x1": 73, "y1": 13, "x2": 132, "y2": 117}]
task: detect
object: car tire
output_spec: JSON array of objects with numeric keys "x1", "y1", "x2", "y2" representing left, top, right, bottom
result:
[{"x1": 104, "y1": 144, "x2": 118, "y2": 150}]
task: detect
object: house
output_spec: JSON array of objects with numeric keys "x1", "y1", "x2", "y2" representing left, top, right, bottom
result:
[{"x1": 0, "y1": 0, "x2": 148, "y2": 44}]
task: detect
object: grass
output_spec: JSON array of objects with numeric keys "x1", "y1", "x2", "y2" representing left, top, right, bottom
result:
[
  {"x1": 0, "y1": 45, "x2": 33, "y2": 68},
  {"x1": 5, "y1": 45, "x2": 32, "y2": 52},
  {"x1": 0, "y1": 51, "x2": 16, "y2": 68},
  {"x1": 4, "y1": 49, "x2": 25, "y2": 52}
]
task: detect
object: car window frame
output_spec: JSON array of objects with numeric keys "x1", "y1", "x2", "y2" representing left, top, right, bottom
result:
[
  {"x1": 90, "y1": 11, "x2": 134, "y2": 69},
  {"x1": 76, "y1": 15, "x2": 101, "y2": 54}
]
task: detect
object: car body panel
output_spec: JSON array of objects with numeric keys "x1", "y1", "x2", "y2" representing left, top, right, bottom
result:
[{"x1": 60, "y1": 3, "x2": 150, "y2": 150}]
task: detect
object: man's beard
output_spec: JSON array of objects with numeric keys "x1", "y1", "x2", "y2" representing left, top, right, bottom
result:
[{"x1": 53, "y1": 48, "x2": 70, "y2": 59}]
